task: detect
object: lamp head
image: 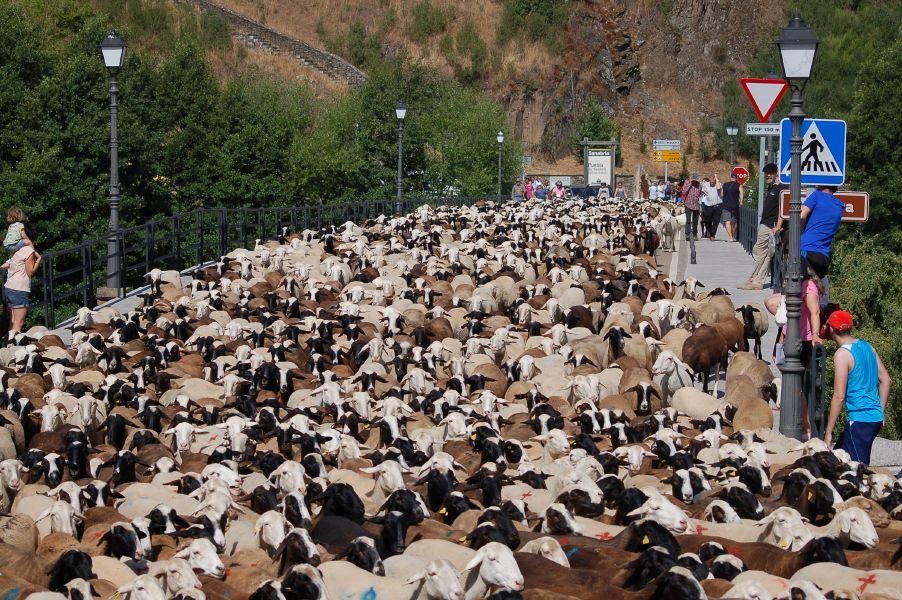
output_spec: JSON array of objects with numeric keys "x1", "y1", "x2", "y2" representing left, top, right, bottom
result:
[
  {"x1": 101, "y1": 31, "x2": 126, "y2": 72},
  {"x1": 775, "y1": 13, "x2": 818, "y2": 83}
]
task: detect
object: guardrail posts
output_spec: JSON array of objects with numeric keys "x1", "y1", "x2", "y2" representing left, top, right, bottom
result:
[
  {"x1": 217, "y1": 209, "x2": 227, "y2": 258},
  {"x1": 81, "y1": 244, "x2": 92, "y2": 309},
  {"x1": 41, "y1": 258, "x2": 51, "y2": 327},
  {"x1": 117, "y1": 230, "x2": 126, "y2": 298}
]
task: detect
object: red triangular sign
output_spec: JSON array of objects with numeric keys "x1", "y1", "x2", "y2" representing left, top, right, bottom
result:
[{"x1": 740, "y1": 78, "x2": 789, "y2": 122}]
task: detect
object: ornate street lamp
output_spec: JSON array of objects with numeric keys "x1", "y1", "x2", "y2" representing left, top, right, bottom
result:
[
  {"x1": 395, "y1": 102, "x2": 407, "y2": 215},
  {"x1": 776, "y1": 13, "x2": 818, "y2": 440},
  {"x1": 101, "y1": 31, "x2": 126, "y2": 291},
  {"x1": 496, "y1": 130, "x2": 504, "y2": 198},
  {"x1": 725, "y1": 122, "x2": 739, "y2": 170}
]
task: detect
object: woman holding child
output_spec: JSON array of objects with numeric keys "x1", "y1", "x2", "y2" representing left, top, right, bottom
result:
[{"x1": 2, "y1": 207, "x2": 41, "y2": 340}]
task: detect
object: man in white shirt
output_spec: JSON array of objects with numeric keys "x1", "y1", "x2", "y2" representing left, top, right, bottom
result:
[
  {"x1": 700, "y1": 175, "x2": 723, "y2": 240},
  {"x1": 648, "y1": 181, "x2": 659, "y2": 201}
]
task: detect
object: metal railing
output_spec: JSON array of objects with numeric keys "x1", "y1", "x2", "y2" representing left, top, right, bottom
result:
[
  {"x1": 737, "y1": 205, "x2": 758, "y2": 253},
  {"x1": 16, "y1": 195, "x2": 506, "y2": 328},
  {"x1": 737, "y1": 205, "x2": 784, "y2": 293},
  {"x1": 808, "y1": 343, "x2": 828, "y2": 439}
]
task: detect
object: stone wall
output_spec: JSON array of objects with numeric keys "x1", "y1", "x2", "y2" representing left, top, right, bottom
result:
[{"x1": 176, "y1": 0, "x2": 368, "y2": 88}]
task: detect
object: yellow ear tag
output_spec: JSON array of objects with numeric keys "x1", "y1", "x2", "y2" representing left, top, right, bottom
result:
[
  {"x1": 439, "y1": 507, "x2": 447, "y2": 514},
  {"x1": 642, "y1": 536, "x2": 650, "y2": 544},
  {"x1": 807, "y1": 491, "x2": 814, "y2": 501},
  {"x1": 471, "y1": 434, "x2": 477, "y2": 440},
  {"x1": 459, "y1": 535, "x2": 468, "y2": 543},
  {"x1": 778, "y1": 538, "x2": 790, "y2": 549}
]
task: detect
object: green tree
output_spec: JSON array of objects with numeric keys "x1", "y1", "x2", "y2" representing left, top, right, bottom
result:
[
  {"x1": 571, "y1": 99, "x2": 617, "y2": 158},
  {"x1": 847, "y1": 26, "x2": 901, "y2": 245}
]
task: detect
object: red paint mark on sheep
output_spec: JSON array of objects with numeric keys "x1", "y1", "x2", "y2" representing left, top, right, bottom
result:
[
  {"x1": 857, "y1": 574, "x2": 877, "y2": 593},
  {"x1": 521, "y1": 491, "x2": 533, "y2": 500},
  {"x1": 694, "y1": 524, "x2": 707, "y2": 535},
  {"x1": 726, "y1": 546, "x2": 743, "y2": 558},
  {"x1": 594, "y1": 532, "x2": 613, "y2": 540}
]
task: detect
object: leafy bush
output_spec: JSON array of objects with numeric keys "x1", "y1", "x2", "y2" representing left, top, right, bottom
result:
[
  {"x1": 407, "y1": 0, "x2": 454, "y2": 43},
  {"x1": 199, "y1": 12, "x2": 232, "y2": 52},
  {"x1": 453, "y1": 19, "x2": 487, "y2": 83},
  {"x1": 825, "y1": 238, "x2": 902, "y2": 438},
  {"x1": 497, "y1": 0, "x2": 569, "y2": 55}
]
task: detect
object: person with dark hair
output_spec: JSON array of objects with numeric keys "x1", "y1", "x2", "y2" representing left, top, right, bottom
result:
[
  {"x1": 738, "y1": 163, "x2": 786, "y2": 290},
  {"x1": 681, "y1": 174, "x2": 702, "y2": 240},
  {"x1": 1, "y1": 225, "x2": 41, "y2": 340},
  {"x1": 720, "y1": 171, "x2": 742, "y2": 242},
  {"x1": 823, "y1": 310, "x2": 891, "y2": 464}
]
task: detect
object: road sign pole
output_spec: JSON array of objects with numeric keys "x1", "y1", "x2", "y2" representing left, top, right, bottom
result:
[
  {"x1": 664, "y1": 162, "x2": 668, "y2": 182},
  {"x1": 757, "y1": 137, "x2": 766, "y2": 222},
  {"x1": 779, "y1": 86, "x2": 806, "y2": 441}
]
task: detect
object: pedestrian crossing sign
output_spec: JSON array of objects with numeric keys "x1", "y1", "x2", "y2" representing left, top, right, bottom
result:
[{"x1": 779, "y1": 118, "x2": 846, "y2": 185}]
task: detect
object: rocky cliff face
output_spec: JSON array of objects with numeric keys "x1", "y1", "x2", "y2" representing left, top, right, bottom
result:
[{"x1": 502, "y1": 0, "x2": 784, "y2": 165}]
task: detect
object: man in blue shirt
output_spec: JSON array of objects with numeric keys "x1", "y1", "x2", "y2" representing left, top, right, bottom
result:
[{"x1": 800, "y1": 185, "x2": 844, "y2": 279}]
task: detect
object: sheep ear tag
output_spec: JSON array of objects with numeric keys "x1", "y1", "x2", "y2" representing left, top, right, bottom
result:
[
  {"x1": 807, "y1": 491, "x2": 814, "y2": 501},
  {"x1": 778, "y1": 538, "x2": 790, "y2": 549},
  {"x1": 641, "y1": 536, "x2": 650, "y2": 544}
]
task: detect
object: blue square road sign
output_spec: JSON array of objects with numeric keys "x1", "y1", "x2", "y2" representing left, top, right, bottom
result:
[{"x1": 779, "y1": 118, "x2": 846, "y2": 186}]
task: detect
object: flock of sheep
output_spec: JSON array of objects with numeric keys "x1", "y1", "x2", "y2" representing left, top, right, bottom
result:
[{"x1": 0, "y1": 197, "x2": 900, "y2": 600}]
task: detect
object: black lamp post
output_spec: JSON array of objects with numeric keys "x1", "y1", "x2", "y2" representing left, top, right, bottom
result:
[
  {"x1": 395, "y1": 102, "x2": 407, "y2": 215},
  {"x1": 776, "y1": 13, "x2": 818, "y2": 440},
  {"x1": 101, "y1": 31, "x2": 126, "y2": 291},
  {"x1": 726, "y1": 123, "x2": 739, "y2": 170},
  {"x1": 765, "y1": 70, "x2": 781, "y2": 163},
  {"x1": 496, "y1": 130, "x2": 504, "y2": 198}
]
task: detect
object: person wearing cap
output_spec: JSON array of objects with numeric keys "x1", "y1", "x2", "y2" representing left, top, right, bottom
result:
[
  {"x1": 738, "y1": 163, "x2": 786, "y2": 290},
  {"x1": 550, "y1": 181, "x2": 566, "y2": 200},
  {"x1": 823, "y1": 310, "x2": 891, "y2": 464},
  {"x1": 681, "y1": 174, "x2": 702, "y2": 240},
  {"x1": 511, "y1": 179, "x2": 524, "y2": 203},
  {"x1": 720, "y1": 170, "x2": 743, "y2": 242}
]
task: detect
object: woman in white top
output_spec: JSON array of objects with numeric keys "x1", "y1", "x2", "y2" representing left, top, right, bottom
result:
[{"x1": 700, "y1": 175, "x2": 723, "y2": 240}]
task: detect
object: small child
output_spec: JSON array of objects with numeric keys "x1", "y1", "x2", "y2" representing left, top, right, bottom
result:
[{"x1": 4, "y1": 206, "x2": 30, "y2": 253}]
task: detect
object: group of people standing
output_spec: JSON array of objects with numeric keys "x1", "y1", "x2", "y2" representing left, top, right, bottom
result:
[
  {"x1": 678, "y1": 171, "x2": 743, "y2": 242},
  {"x1": 510, "y1": 177, "x2": 568, "y2": 202},
  {"x1": 741, "y1": 163, "x2": 891, "y2": 462}
]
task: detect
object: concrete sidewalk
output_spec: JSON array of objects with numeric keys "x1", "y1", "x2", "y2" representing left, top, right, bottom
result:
[
  {"x1": 660, "y1": 223, "x2": 902, "y2": 468},
  {"x1": 662, "y1": 223, "x2": 781, "y2": 370}
]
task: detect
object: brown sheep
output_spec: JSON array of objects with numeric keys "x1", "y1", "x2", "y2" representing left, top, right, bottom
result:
[
  {"x1": 713, "y1": 317, "x2": 745, "y2": 353},
  {"x1": 726, "y1": 352, "x2": 776, "y2": 394},
  {"x1": 732, "y1": 397, "x2": 774, "y2": 431},
  {"x1": 682, "y1": 325, "x2": 728, "y2": 393}
]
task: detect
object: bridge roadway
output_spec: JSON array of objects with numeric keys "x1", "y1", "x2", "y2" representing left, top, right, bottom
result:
[{"x1": 44, "y1": 206, "x2": 902, "y2": 468}]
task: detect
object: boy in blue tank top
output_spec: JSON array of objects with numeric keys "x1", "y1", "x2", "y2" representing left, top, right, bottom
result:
[{"x1": 823, "y1": 310, "x2": 892, "y2": 464}]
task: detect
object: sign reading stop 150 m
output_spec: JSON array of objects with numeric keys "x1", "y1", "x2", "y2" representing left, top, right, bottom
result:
[{"x1": 779, "y1": 190, "x2": 869, "y2": 222}]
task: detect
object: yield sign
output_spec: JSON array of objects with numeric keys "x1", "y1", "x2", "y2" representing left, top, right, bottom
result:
[{"x1": 740, "y1": 78, "x2": 789, "y2": 122}]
